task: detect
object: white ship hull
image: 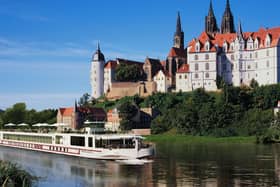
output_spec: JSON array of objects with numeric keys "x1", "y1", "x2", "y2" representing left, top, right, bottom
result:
[{"x1": 0, "y1": 131, "x2": 154, "y2": 160}]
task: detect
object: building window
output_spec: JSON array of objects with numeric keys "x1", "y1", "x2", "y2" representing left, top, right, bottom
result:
[
  {"x1": 195, "y1": 63, "x2": 199, "y2": 71},
  {"x1": 185, "y1": 75, "x2": 187, "y2": 79},
  {"x1": 255, "y1": 62, "x2": 258, "y2": 69},
  {"x1": 250, "y1": 53, "x2": 252, "y2": 59},
  {"x1": 195, "y1": 73, "x2": 199, "y2": 79},
  {"x1": 205, "y1": 73, "x2": 209, "y2": 78},
  {"x1": 240, "y1": 54, "x2": 243, "y2": 59},
  {"x1": 248, "y1": 65, "x2": 251, "y2": 69},
  {"x1": 194, "y1": 55, "x2": 199, "y2": 60},
  {"x1": 179, "y1": 75, "x2": 182, "y2": 79},
  {"x1": 255, "y1": 52, "x2": 258, "y2": 58},
  {"x1": 266, "y1": 61, "x2": 270, "y2": 68},
  {"x1": 205, "y1": 54, "x2": 209, "y2": 60},
  {"x1": 266, "y1": 50, "x2": 270, "y2": 57},
  {"x1": 231, "y1": 54, "x2": 234, "y2": 61},
  {"x1": 205, "y1": 63, "x2": 209, "y2": 70}
]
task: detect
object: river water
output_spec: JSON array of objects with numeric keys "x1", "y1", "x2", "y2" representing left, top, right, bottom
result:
[{"x1": 0, "y1": 142, "x2": 280, "y2": 187}]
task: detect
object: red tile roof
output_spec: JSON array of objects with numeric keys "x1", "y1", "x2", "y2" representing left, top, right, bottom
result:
[
  {"x1": 168, "y1": 47, "x2": 187, "y2": 57},
  {"x1": 59, "y1": 107, "x2": 73, "y2": 116},
  {"x1": 189, "y1": 27, "x2": 280, "y2": 53},
  {"x1": 177, "y1": 64, "x2": 189, "y2": 73}
]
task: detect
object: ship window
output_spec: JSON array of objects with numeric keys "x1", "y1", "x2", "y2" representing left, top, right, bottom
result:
[
  {"x1": 70, "y1": 136, "x2": 85, "y2": 147},
  {"x1": 88, "y1": 137, "x2": 93, "y2": 147}
]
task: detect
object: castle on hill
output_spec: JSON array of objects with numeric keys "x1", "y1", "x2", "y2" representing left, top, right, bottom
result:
[{"x1": 90, "y1": 0, "x2": 280, "y2": 99}]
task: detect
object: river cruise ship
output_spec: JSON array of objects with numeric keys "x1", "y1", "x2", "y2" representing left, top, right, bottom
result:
[{"x1": 0, "y1": 131, "x2": 154, "y2": 160}]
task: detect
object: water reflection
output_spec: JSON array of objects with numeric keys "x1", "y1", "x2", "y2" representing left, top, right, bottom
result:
[{"x1": 0, "y1": 142, "x2": 280, "y2": 187}]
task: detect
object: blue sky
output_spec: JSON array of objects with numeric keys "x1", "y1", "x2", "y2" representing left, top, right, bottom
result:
[{"x1": 0, "y1": 0, "x2": 279, "y2": 110}]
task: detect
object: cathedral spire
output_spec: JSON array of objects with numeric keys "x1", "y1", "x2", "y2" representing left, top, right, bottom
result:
[
  {"x1": 205, "y1": 0, "x2": 219, "y2": 34},
  {"x1": 237, "y1": 20, "x2": 244, "y2": 40},
  {"x1": 173, "y1": 12, "x2": 184, "y2": 49},
  {"x1": 208, "y1": 0, "x2": 214, "y2": 16},
  {"x1": 176, "y1": 12, "x2": 182, "y2": 35},
  {"x1": 221, "y1": 0, "x2": 235, "y2": 34}
]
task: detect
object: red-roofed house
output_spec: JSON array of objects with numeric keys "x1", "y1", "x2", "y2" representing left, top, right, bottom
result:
[
  {"x1": 153, "y1": 70, "x2": 172, "y2": 93},
  {"x1": 57, "y1": 105, "x2": 106, "y2": 129},
  {"x1": 176, "y1": 64, "x2": 192, "y2": 92}
]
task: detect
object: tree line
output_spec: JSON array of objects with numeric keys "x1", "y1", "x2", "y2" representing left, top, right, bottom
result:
[{"x1": 0, "y1": 103, "x2": 57, "y2": 128}]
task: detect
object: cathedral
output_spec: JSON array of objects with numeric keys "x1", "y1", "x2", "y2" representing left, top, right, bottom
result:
[
  {"x1": 179, "y1": 0, "x2": 280, "y2": 92},
  {"x1": 90, "y1": 0, "x2": 280, "y2": 99}
]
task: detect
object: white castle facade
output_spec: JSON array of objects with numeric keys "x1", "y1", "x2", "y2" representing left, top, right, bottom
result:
[{"x1": 90, "y1": 0, "x2": 280, "y2": 99}]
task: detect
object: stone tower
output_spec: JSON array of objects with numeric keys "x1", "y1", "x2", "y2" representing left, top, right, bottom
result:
[
  {"x1": 205, "y1": 0, "x2": 219, "y2": 35},
  {"x1": 173, "y1": 12, "x2": 184, "y2": 49},
  {"x1": 90, "y1": 43, "x2": 105, "y2": 99},
  {"x1": 221, "y1": 0, "x2": 235, "y2": 34}
]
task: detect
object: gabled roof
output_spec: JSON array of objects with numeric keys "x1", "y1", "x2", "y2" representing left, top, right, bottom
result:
[
  {"x1": 177, "y1": 64, "x2": 190, "y2": 73},
  {"x1": 188, "y1": 27, "x2": 280, "y2": 53},
  {"x1": 104, "y1": 60, "x2": 117, "y2": 69},
  {"x1": 116, "y1": 58, "x2": 144, "y2": 67},
  {"x1": 168, "y1": 47, "x2": 186, "y2": 57},
  {"x1": 144, "y1": 57, "x2": 161, "y2": 65},
  {"x1": 59, "y1": 107, "x2": 73, "y2": 116},
  {"x1": 155, "y1": 69, "x2": 171, "y2": 78}
]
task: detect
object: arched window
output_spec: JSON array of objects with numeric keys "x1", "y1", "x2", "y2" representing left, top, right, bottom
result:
[{"x1": 205, "y1": 63, "x2": 209, "y2": 70}]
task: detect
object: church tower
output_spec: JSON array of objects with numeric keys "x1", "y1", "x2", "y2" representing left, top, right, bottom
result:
[
  {"x1": 205, "y1": 0, "x2": 219, "y2": 35},
  {"x1": 90, "y1": 43, "x2": 105, "y2": 99},
  {"x1": 221, "y1": 0, "x2": 235, "y2": 34},
  {"x1": 173, "y1": 12, "x2": 184, "y2": 49}
]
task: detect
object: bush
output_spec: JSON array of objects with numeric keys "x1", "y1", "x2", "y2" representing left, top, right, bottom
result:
[{"x1": 0, "y1": 160, "x2": 37, "y2": 187}]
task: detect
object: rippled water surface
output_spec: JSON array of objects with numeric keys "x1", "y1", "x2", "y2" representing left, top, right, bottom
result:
[{"x1": 0, "y1": 142, "x2": 279, "y2": 187}]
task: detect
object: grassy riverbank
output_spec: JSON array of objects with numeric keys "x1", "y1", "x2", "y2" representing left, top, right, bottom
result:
[{"x1": 145, "y1": 134, "x2": 256, "y2": 144}]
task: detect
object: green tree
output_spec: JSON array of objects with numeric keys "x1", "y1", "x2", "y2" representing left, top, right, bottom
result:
[
  {"x1": 2, "y1": 103, "x2": 27, "y2": 124},
  {"x1": 118, "y1": 102, "x2": 139, "y2": 130},
  {"x1": 250, "y1": 79, "x2": 259, "y2": 89},
  {"x1": 115, "y1": 63, "x2": 145, "y2": 82}
]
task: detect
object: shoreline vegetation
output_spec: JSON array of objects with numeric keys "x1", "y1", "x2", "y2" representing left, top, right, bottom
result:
[
  {"x1": 145, "y1": 134, "x2": 256, "y2": 144},
  {"x1": 2, "y1": 83, "x2": 280, "y2": 144},
  {"x1": 0, "y1": 160, "x2": 37, "y2": 187}
]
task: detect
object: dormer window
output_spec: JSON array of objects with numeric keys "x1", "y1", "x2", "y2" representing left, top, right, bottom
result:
[
  {"x1": 205, "y1": 41, "x2": 210, "y2": 51},
  {"x1": 223, "y1": 42, "x2": 228, "y2": 52},
  {"x1": 195, "y1": 42, "x2": 200, "y2": 52},
  {"x1": 265, "y1": 34, "x2": 271, "y2": 48},
  {"x1": 230, "y1": 43, "x2": 234, "y2": 51},
  {"x1": 254, "y1": 39, "x2": 259, "y2": 49},
  {"x1": 247, "y1": 37, "x2": 253, "y2": 50}
]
